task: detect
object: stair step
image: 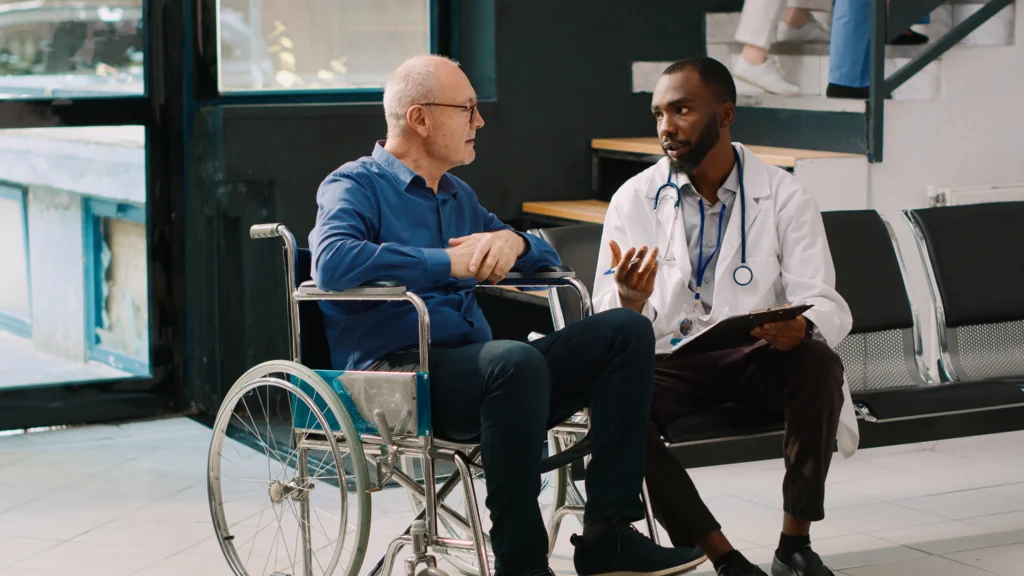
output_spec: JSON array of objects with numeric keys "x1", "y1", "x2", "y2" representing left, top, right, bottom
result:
[
  {"x1": 632, "y1": 52, "x2": 941, "y2": 103},
  {"x1": 706, "y1": 46, "x2": 942, "y2": 101},
  {"x1": 725, "y1": 42, "x2": 927, "y2": 59},
  {"x1": 706, "y1": 3, "x2": 1013, "y2": 48},
  {"x1": 735, "y1": 94, "x2": 865, "y2": 113},
  {"x1": 950, "y1": 2, "x2": 1016, "y2": 45}
]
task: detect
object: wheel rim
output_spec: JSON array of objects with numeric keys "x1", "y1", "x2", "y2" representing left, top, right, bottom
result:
[{"x1": 208, "y1": 361, "x2": 370, "y2": 576}]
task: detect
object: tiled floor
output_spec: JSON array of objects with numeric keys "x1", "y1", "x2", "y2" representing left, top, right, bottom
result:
[{"x1": 0, "y1": 418, "x2": 1023, "y2": 575}]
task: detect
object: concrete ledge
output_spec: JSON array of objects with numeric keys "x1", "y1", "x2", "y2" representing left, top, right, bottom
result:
[{"x1": 0, "y1": 127, "x2": 145, "y2": 205}]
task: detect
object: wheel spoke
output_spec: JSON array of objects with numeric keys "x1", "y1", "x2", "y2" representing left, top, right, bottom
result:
[
  {"x1": 269, "y1": 501, "x2": 296, "y2": 576},
  {"x1": 210, "y1": 367, "x2": 366, "y2": 576},
  {"x1": 241, "y1": 393, "x2": 290, "y2": 477}
]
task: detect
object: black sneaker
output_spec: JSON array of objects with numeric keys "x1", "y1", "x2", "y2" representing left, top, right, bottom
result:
[
  {"x1": 771, "y1": 547, "x2": 835, "y2": 576},
  {"x1": 570, "y1": 520, "x2": 707, "y2": 576}
]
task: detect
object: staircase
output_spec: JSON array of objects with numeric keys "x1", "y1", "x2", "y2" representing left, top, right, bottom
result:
[{"x1": 631, "y1": 1, "x2": 1016, "y2": 156}]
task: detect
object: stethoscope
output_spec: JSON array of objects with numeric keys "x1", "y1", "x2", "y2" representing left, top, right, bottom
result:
[{"x1": 653, "y1": 144, "x2": 754, "y2": 301}]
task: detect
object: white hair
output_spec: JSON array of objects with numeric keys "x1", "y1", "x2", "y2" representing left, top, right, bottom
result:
[{"x1": 383, "y1": 55, "x2": 460, "y2": 139}]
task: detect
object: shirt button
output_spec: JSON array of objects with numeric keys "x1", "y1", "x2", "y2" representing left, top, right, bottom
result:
[{"x1": 707, "y1": 241, "x2": 714, "y2": 248}]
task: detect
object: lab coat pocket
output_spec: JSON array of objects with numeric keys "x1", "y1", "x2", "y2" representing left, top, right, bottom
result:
[{"x1": 741, "y1": 256, "x2": 782, "y2": 302}]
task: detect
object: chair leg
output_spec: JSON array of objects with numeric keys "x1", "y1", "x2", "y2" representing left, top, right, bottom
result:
[
  {"x1": 641, "y1": 479, "x2": 660, "y2": 545},
  {"x1": 546, "y1": 504, "x2": 585, "y2": 556}
]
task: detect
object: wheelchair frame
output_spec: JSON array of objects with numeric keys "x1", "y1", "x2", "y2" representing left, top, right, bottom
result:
[{"x1": 208, "y1": 223, "x2": 626, "y2": 576}]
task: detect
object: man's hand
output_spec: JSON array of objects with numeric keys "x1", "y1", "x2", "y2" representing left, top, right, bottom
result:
[
  {"x1": 752, "y1": 316, "x2": 807, "y2": 351},
  {"x1": 447, "y1": 230, "x2": 526, "y2": 283},
  {"x1": 609, "y1": 240, "x2": 658, "y2": 314}
]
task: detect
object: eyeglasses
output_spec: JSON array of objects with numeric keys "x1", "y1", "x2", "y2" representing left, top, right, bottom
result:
[{"x1": 419, "y1": 102, "x2": 478, "y2": 124}]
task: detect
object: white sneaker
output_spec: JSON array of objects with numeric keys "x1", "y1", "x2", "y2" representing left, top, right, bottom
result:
[
  {"x1": 777, "y1": 19, "x2": 830, "y2": 43},
  {"x1": 733, "y1": 57, "x2": 801, "y2": 96}
]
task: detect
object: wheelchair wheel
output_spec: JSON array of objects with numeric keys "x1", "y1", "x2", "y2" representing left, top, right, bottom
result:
[
  {"x1": 427, "y1": 432, "x2": 571, "y2": 576},
  {"x1": 208, "y1": 360, "x2": 371, "y2": 576}
]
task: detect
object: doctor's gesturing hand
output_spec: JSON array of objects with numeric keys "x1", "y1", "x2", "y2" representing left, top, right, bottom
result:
[
  {"x1": 609, "y1": 240, "x2": 658, "y2": 314},
  {"x1": 447, "y1": 230, "x2": 527, "y2": 284}
]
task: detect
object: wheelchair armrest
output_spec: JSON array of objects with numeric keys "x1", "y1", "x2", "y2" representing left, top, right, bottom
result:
[
  {"x1": 503, "y1": 265, "x2": 576, "y2": 280},
  {"x1": 296, "y1": 280, "x2": 407, "y2": 298},
  {"x1": 480, "y1": 266, "x2": 593, "y2": 325}
]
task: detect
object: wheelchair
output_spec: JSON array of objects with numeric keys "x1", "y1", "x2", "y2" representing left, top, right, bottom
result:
[{"x1": 206, "y1": 223, "x2": 659, "y2": 576}]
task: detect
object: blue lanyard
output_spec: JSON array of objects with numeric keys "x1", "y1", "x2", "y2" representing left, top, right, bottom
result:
[{"x1": 695, "y1": 199, "x2": 726, "y2": 302}]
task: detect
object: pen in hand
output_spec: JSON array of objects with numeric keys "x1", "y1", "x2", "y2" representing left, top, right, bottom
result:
[{"x1": 603, "y1": 257, "x2": 642, "y2": 275}]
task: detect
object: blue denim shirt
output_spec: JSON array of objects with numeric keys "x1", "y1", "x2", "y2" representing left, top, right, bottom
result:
[{"x1": 309, "y1": 142, "x2": 561, "y2": 370}]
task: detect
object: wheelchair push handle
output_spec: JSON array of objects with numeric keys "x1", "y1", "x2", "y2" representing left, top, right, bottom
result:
[{"x1": 250, "y1": 223, "x2": 283, "y2": 239}]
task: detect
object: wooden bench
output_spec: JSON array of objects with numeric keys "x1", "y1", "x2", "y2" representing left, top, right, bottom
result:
[
  {"x1": 591, "y1": 137, "x2": 860, "y2": 168},
  {"x1": 589, "y1": 137, "x2": 868, "y2": 212},
  {"x1": 521, "y1": 199, "x2": 609, "y2": 226}
]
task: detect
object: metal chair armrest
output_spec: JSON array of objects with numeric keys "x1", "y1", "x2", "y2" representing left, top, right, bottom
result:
[
  {"x1": 502, "y1": 265, "x2": 576, "y2": 280},
  {"x1": 477, "y1": 267, "x2": 593, "y2": 325},
  {"x1": 296, "y1": 280, "x2": 407, "y2": 298},
  {"x1": 292, "y1": 280, "x2": 430, "y2": 368}
]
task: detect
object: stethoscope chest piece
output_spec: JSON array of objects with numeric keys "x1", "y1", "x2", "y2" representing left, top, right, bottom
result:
[{"x1": 733, "y1": 264, "x2": 753, "y2": 286}]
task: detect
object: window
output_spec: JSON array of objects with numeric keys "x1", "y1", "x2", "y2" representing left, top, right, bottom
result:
[
  {"x1": 217, "y1": 0, "x2": 431, "y2": 92},
  {"x1": 0, "y1": 0, "x2": 144, "y2": 99}
]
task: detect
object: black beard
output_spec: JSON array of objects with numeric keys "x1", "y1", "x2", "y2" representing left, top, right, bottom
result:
[{"x1": 667, "y1": 113, "x2": 721, "y2": 176}]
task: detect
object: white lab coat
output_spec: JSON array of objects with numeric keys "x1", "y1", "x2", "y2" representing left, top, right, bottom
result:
[{"x1": 593, "y1": 143, "x2": 859, "y2": 458}]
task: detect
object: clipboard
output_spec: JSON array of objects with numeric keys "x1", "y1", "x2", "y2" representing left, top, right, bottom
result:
[{"x1": 669, "y1": 304, "x2": 814, "y2": 356}]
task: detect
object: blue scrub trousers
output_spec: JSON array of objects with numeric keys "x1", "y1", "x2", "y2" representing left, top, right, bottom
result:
[{"x1": 829, "y1": 0, "x2": 930, "y2": 88}]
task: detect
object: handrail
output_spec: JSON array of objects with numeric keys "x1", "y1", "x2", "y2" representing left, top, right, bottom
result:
[{"x1": 869, "y1": 0, "x2": 1014, "y2": 161}]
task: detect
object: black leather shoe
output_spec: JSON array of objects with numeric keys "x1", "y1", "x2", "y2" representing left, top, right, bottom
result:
[
  {"x1": 826, "y1": 83, "x2": 868, "y2": 99},
  {"x1": 771, "y1": 547, "x2": 835, "y2": 576},
  {"x1": 890, "y1": 29, "x2": 929, "y2": 45},
  {"x1": 826, "y1": 83, "x2": 895, "y2": 101}
]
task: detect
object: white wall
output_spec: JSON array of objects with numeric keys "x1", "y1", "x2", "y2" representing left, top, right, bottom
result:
[{"x1": 870, "y1": 4, "x2": 1024, "y2": 379}]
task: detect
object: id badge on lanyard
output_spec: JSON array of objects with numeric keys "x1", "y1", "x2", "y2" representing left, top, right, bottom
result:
[{"x1": 670, "y1": 200, "x2": 724, "y2": 346}]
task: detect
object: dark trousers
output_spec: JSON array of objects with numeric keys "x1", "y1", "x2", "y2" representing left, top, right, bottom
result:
[
  {"x1": 644, "y1": 339, "x2": 845, "y2": 547},
  {"x1": 371, "y1": 308, "x2": 654, "y2": 573}
]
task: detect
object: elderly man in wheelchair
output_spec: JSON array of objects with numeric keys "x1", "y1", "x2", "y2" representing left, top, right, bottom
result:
[{"x1": 206, "y1": 55, "x2": 705, "y2": 576}]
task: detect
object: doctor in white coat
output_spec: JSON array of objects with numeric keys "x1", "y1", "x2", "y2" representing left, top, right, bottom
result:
[{"x1": 593, "y1": 57, "x2": 855, "y2": 576}]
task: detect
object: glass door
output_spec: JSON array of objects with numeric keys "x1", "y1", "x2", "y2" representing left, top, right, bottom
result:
[{"x1": 0, "y1": 0, "x2": 183, "y2": 430}]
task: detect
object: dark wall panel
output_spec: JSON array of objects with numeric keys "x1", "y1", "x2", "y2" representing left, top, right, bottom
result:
[
  {"x1": 201, "y1": 0, "x2": 706, "y2": 411},
  {"x1": 222, "y1": 0, "x2": 705, "y2": 225}
]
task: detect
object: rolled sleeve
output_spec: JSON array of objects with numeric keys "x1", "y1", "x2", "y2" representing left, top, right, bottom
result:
[{"x1": 513, "y1": 230, "x2": 561, "y2": 272}]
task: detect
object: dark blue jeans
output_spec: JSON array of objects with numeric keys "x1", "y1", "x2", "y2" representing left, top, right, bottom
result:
[{"x1": 370, "y1": 308, "x2": 655, "y2": 573}]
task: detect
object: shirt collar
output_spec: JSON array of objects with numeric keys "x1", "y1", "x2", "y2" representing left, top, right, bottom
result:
[
  {"x1": 683, "y1": 162, "x2": 739, "y2": 206},
  {"x1": 372, "y1": 141, "x2": 458, "y2": 198}
]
